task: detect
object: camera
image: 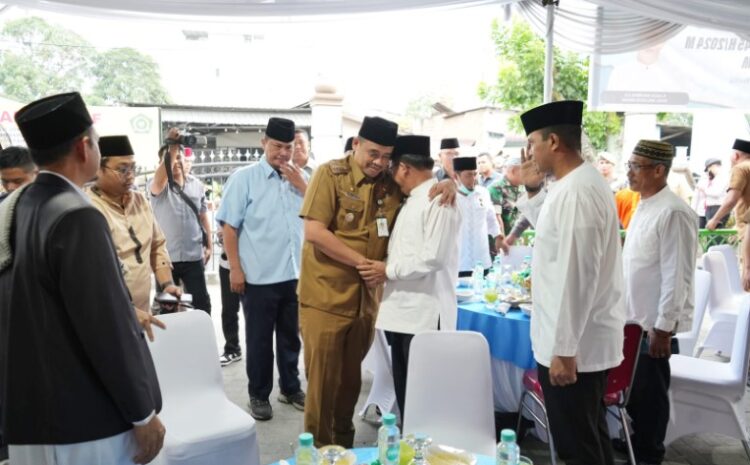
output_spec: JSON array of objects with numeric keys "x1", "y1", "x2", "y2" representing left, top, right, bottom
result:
[{"x1": 165, "y1": 132, "x2": 198, "y2": 147}]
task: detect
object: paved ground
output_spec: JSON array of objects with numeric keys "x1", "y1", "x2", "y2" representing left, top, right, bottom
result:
[{"x1": 197, "y1": 277, "x2": 750, "y2": 465}]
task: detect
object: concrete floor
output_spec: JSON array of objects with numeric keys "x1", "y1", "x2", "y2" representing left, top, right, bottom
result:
[{"x1": 199, "y1": 278, "x2": 750, "y2": 465}]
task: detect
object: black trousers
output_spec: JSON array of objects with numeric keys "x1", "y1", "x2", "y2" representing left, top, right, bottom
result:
[
  {"x1": 172, "y1": 260, "x2": 212, "y2": 314},
  {"x1": 537, "y1": 365, "x2": 614, "y2": 465},
  {"x1": 626, "y1": 337, "x2": 678, "y2": 464},
  {"x1": 241, "y1": 280, "x2": 301, "y2": 400},
  {"x1": 219, "y1": 266, "x2": 242, "y2": 354},
  {"x1": 385, "y1": 331, "x2": 414, "y2": 422}
]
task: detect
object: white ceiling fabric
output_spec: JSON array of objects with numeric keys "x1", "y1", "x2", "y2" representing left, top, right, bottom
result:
[
  {"x1": 5, "y1": 0, "x2": 748, "y2": 45},
  {"x1": 516, "y1": 0, "x2": 685, "y2": 54}
]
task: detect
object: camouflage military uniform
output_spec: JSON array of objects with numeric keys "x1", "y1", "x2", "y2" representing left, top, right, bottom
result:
[{"x1": 488, "y1": 176, "x2": 524, "y2": 236}]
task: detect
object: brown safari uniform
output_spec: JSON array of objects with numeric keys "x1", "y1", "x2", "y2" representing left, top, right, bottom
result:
[
  {"x1": 298, "y1": 153, "x2": 402, "y2": 447},
  {"x1": 729, "y1": 159, "x2": 750, "y2": 238}
]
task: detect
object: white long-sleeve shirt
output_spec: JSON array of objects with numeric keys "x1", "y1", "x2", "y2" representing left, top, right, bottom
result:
[
  {"x1": 623, "y1": 185, "x2": 698, "y2": 333},
  {"x1": 457, "y1": 185, "x2": 501, "y2": 272},
  {"x1": 517, "y1": 162, "x2": 626, "y2": 372},
  {"x1": 376, "y1": 179, "x2": 462, "y2": 333}
]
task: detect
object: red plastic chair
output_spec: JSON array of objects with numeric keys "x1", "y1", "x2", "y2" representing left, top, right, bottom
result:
[{"x1": 516, "y1": 322, "x2": 643, "y2": 465}]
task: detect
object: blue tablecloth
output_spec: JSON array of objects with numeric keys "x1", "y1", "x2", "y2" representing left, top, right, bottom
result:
[
  {"x1": 456, "y1": 301, "x2": 535, "y2": 370},
  {"x1": 271, "y1": 447, "x2": 495, "y2": 465}
]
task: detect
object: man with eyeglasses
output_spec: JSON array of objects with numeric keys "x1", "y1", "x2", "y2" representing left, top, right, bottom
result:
[
  {"x1": 621, "y1": 139, "x2": 697, "y2": 465},
  {"x1": 87, "y1": 135, "x2": 181, "y2": 341}
]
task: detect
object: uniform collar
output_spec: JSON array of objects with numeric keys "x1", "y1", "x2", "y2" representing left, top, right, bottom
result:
[{"x1": 348, "y1": 153, "x2": 370, "y2": 186}]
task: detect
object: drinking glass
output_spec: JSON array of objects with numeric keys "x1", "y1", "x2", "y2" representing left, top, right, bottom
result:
[
  {"x1": 483, "y1": 279, "x2": 499, "y2": 311},
  {"x1": 320, "y1": 445, "x2": 346, "y2": 465},
  {"x1": 404, "y1": 433, "x2": 432, "y2": 465}
]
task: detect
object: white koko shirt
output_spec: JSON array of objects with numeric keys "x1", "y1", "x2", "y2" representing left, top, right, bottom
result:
[
  {"x1": 623, "y1": 185, "x2": 698, "y2": 333},
  {"x1": 517, "y1": 162, "x2": 626, "y2": 372},
  {"x1": 457, "y1": 184, "x2": 501, "y2": 272},
  {"x1": 376, "y1": 178, "x2": 462, "y2": 333}
]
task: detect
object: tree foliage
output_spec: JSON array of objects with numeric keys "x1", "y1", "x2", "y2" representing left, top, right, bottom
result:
[
  {"x1": 478, "y1": 18, "x2": 621, "y2": 150},
  {"x1": 89, "y1": 48, "x2": 170, "y2": 105},
  {"x1": 0, "y1": 17, "x2": 170, "y2": 105},
  {"x1": 0, "y1": 17, "x2": 93, "y2": 102}
]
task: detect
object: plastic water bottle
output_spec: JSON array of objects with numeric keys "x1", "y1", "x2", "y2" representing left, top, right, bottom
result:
[
  {"x1": 493, "y1": 254, "x2": 503, "y2": 272},
  {"x1": 472, "y1": 260, "x2": 484, "y2": 295},
  {"x1": 488, "y1": 255, "x2": 503, "y2": 281},
  {"x1": 295, "y1": 432, "x2": 319, "y2": 465},
  {"x1": 378, "y1": 413, "x2": 401, "y2": 465},
  {"x1": 496, "y1": 429, "x2": 520, "y2": 465}
]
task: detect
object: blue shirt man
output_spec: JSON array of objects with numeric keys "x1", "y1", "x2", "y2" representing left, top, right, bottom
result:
[
  {"x1": 216, "y1": 156, "x2": 305, "y2": 284},
  {"x1": 215, "y1": 117, "x2": 308, "y2": 422}
]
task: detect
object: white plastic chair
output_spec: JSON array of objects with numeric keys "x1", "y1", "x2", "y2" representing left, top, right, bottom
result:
[
  {"x1": 675, "y1": 269, "x2": 711, "y2": 357},
  {"x1": 666, "y1": 306, "x2": 750, "y2": 460},
  {"x1": 403, "y1": 331, "x2": 496, "y2": 457},
  {"x1": 148, "y1": 311, "x2": 260, "y2": 465},
  {"x1": 359, "y1": 329, "x2": 398, "y2": 421},
  {"x1": 708, "y1": 244, "x2": 742, "y2": 295},
  {"x1": 503, "y1": 245, "x2": 532, "y2": 270},
  {"x1": 697, "y1": 251, "x2": 750, "y2": 356}
]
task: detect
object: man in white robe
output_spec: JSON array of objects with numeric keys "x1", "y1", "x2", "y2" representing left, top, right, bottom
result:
[
  {"x1": 358, "y1": 135, "x2": 461, "y2": 420},
  {"x1": 516, "y1": 100, "x2": 626, "y2": 465},
  {"x1": 453, "y1": 156, "x2": 502, "y2": 276},
  {"x1": 622, "y1": 139, "x2": 697, "y2": 465}
]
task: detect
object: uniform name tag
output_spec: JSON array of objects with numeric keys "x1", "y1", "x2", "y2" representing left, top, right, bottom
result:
[{"x1": 376, "y1": 217, "x2": 389, "y2": 237}]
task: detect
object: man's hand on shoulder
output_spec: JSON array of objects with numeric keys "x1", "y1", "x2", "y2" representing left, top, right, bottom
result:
[{"x1": 430, "y1": 179, "x2": 457, "y2": 206}]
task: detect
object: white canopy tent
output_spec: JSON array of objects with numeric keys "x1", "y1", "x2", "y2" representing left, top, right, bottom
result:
[
  {"x1": 7, "y1": 0, "x2": 749, "y2": 102},
  {"x1": 5, "y1": 0, "x2": 749, "y2": 37}
]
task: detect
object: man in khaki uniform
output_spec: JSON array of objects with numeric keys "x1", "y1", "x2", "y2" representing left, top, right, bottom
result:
[
  {"x1": 706, "y1": 138, "x2": 750, "y2": 234},
  {"x1": 299, "y1": 117, "x2": 455, "y2": 447}
]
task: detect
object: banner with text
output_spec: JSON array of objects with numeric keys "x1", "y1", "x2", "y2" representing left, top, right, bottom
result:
[{"x1": 589, "y1": 27, "x2": 750, "y2": 112}]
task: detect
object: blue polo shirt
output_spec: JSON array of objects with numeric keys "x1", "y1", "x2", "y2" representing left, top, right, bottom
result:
[{"x1": 215, "y1": 156, "x2": 306, "y2": 285}]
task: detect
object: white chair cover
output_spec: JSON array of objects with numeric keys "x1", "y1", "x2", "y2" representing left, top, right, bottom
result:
[
  {"x1": 697, "y1": 251, "x2": 750, "y2": 355},
  {"x1": 708, "y1": 244, "x2": 742, "y2": 295},
  {"x1": 666, "y1": 306, "x2": 750, "y2": 459},
  {"x1": 359, "y1": 329, "x2": 398, "y2": 419},
  {"x1": 403, "y1": 331, "x2": 496, "y2": 457},
  {"x1": 147, "y1": 311, "x2": 260, "y2": 465},
  {"x1": 675, "y1": 269, "x2": 710, "y2": 357}
]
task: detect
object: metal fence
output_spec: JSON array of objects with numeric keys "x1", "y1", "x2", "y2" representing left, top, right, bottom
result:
[{"x1": 519, "y1": 229, "x2": 739, "y2": 253}]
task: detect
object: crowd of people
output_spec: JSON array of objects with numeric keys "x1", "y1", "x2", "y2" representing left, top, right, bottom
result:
[{"x1": 1, "y1": 90, "x2": 750, "y2": 465}]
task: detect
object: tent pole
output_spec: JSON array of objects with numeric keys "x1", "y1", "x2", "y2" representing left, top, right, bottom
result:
[{"x1": 543, "y1": 1, "x2": 556, "y2": 103}]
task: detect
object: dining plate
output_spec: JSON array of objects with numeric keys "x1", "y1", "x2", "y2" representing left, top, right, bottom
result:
[
  {"x1": 456, "y1": 289, "x2": 474, "y2": 303},
  {"x1": 425, "y1": 444, "x2": 476, "y2": 465}
]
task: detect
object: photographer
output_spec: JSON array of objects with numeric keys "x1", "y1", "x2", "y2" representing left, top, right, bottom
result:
[{"x1": 149, "y1": 127, "x2": 213, "y2": 314}]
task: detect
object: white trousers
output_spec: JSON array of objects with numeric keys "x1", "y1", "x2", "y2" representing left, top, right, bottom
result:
[{"x1": 9, "y1": 431, "x2": 136, "y2": 465}]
